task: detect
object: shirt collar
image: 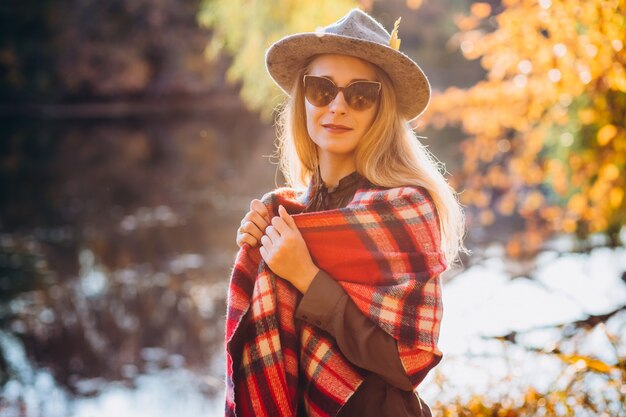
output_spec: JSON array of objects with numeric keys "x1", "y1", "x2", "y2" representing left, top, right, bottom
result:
[
  {"x1": 300, "y1": 170, "x2": 363, "y2": 207},
  {"x1": 324, "y1": 170, "x2": 361, "y2": 193}
]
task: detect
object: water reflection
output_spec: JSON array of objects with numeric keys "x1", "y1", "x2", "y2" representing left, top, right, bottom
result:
[
  {"x1": 426, "y1": 243, "x2": 626, "y2": 415},
  {"x1": 0, "y1": 111, "x2": 276, "y2": 415}
]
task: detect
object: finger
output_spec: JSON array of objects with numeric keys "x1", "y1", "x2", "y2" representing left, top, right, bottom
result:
[
  {"x1": 260, "y1": 234, "x2": 273, "y2": 250},
  {"x1": 236, "y1": 232, "x2": 258, "y2": 248},
  {"x1": 251, "y1": 199, "x2": 270, "y2": 223},
  {"x1": 270, "y1": 215, "x2": 290, "y2": 235},
  {"x1": 237, "y1": 239, "x2": 250, "y2": 250},
  {"x1": 240, "y1": 220, "x2": 264, "y2": 241},
  {"x1": 278, "y1": 205, "x2": 297, "y2": 229},
  {"x1": 242, "y1": 210, "x2": 269, "y2": 232},
  {"x1": 250, "y1": 210, "x2": 270, "y2": 231},
  {"x1": 240, "y1": 210, "x2": 269, "y2": 238},
  {"x1": 265, "y1": 225, "x2": 281, "y2": 241}
]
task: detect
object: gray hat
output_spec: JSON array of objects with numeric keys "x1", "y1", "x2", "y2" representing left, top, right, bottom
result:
[{"x1": 265, "y1": 8, "x2": 430, "y2": 121}]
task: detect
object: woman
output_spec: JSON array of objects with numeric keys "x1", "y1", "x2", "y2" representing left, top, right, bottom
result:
[{"x1": 227, "y1": 8, "x2": 465, "y2": 417}]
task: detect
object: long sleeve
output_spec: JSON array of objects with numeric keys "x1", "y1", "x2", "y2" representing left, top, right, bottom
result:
[
  {"x1": 295, "y1": 269, "x2": 436, "y2": 391},
  {"x1": 296, "y1": 171, "x2": 437, "y2": 417}
]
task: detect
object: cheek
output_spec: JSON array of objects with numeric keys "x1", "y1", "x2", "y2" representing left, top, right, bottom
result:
[
  {"x1": 361, "y1": 107, "x2": 378, "y2": 132},
  {"x1": 305, "y1": 103, "x2": 319, "y2": 135}
]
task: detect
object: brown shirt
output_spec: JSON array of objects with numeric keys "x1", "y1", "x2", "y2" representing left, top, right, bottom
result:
[{"x1": 295, "y1": 171, "x2": 433, "y2": 417}]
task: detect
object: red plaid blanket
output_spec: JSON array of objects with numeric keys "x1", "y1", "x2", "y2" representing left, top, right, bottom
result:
[{"x1": 225, "y1": 181, "x2": 447, "y2": 417}]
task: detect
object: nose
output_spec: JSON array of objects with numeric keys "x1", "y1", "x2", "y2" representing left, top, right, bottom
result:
[{"x1": 328, "y1": 90, "x2": 348, "y2": 114}]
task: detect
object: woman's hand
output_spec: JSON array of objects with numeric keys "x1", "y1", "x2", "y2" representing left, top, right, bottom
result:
[
  {"x1": 236, "y1": 199, "x2": 270, "y2": 249},
  {"x1": 259, "y1": 205, "x2": 319, "y2": 294}
]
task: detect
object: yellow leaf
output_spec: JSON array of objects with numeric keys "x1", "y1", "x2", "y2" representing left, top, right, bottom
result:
[
  {"x1": 568, "y1": 193, "x2": 587, "y2": 215},
  {"x1": 479, "y1": 209, "x2": 495, "y2": 225},
  {"x1": 506, "y1": 237, "x2": 522, "y2": 257},
  {"x1": 497, "y1": 193, "x2": 516, "y2": 215},
  {"x1": 540, "y1": 206, "x2": 561, "y2": 221},
  {"x1": 389, "y1": 17, "x2": 402, "y2": 50},
  {"x1": 578, "y1": 108, "x2": 596, "y2": 124},
  {"x1": 590, "y1": 217, "x2": 608, "y2": 232},
  {"x1": 601, "y1": 163, "x2": 620, "y2": 181},
  {"x1": 474, "y1": 190, "x2": 491, "y2": 208},
  {"x1": 609, "y1": 63, "x2": 626, "y2": 92},
  {"x1": 522, "y1": 191, "x2": 544, "y2": 211},
  {"x1": 610, "y1": 187, "x2": 624, "y2": 208},
  {"x1": 597, "y1": 124, "x2": 617, "y2": 146},
  {"x1": 557, "y1": 354, "x2": 616, "y2": 374},
  {"x1": 563, "y1": 218, "x2": 577, "y2": 233},
  {"x1": 406, "y1": 0, "x2": 422, "y2": 10},
  {"x1": 454, "y1": 14, "x2": 479, "y2": 31},
  {"x1": 470, "y1": 2, "x2": 492, "y2": 18}
]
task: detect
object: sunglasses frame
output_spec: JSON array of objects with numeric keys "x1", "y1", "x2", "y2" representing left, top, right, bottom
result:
[{"x1": 302, "y1": 75, "x2": 382, "y2": 111}]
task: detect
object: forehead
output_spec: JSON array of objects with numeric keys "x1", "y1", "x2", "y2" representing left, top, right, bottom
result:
[{"x1": 307, "y1": 54, "x2": 377, "y2": 81}]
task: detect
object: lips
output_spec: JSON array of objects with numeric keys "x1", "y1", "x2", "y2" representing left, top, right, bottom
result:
[{"x1": 322, "y1": 123, "x2": 352, "y2": 133}]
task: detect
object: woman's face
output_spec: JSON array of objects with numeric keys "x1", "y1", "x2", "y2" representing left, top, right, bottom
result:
[{"x1": 304, "y1": 54, "x2": 379, "y2": 161}]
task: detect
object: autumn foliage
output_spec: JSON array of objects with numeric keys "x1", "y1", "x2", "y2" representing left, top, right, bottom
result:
[
  {"x1": 198, "y1": 0, "x2": 362, "y2": 119},
  {"x1": 429, "y1": 327, "x2": 626, "y2": 416},
  {"x1": 422, "y1": 0, "x2": 626, "y2": 255}
]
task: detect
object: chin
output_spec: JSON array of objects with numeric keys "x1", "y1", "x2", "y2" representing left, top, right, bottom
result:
[
  {"x1": 316, "y1": 141, "x2": 351, "y2": 153},
  {"x1": 316, "y1": 140, "x2": 358, "y2": 155}
]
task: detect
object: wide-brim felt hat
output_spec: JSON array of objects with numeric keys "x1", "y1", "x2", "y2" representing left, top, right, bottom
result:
[{"x1": 265, "y1": 8, "x2": 431, "y2": 121}]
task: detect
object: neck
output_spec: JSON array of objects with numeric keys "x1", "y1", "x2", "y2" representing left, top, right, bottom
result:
[{"x1": 318, "y1": 153, "x2": 356, "y2": 188}]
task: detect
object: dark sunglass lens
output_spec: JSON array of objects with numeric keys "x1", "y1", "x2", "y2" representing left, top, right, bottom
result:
[
  {"x1": 344, "y1": 82, "x2": 380, "y2": 111},
  {"x1": 304, "y1": 77, "x2": 337, "y2": 107}
]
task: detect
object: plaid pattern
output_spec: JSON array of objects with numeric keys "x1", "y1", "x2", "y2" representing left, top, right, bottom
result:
[{"x1": 225, "y1": 181, "x2": 447, "y2": 417}]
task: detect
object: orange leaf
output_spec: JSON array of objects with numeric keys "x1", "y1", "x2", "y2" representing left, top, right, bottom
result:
[{"x1": 470, "y1": 2, "x2": 492, "y2": 18}]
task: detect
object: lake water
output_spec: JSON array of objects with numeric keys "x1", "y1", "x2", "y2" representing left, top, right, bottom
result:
[{"x1": 1, "y1": 112, "x2": 624, "y2": 416}]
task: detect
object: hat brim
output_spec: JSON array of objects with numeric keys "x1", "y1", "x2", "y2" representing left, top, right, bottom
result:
[{"x1": 266, "y1": 32, "x2": 431, "y2": 121}]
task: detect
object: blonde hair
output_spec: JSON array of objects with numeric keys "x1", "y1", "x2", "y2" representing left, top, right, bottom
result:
[{"x1": 275, "y1": 56, "x2": 466, "y2": 264}]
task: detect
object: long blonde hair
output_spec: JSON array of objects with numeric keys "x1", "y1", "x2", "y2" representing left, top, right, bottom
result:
[{"x1": 274, "y1": 55, "x2": 466, "y2": 264}]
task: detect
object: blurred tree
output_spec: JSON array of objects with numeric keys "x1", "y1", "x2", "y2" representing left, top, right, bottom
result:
[
  {"x1": 0, "y1": 0, "x2": 59, "y2": 101},
  {"x1": 198, "y1": 0, "x2": 363, "y2": 119},
  {"x1": 0, "y1": 0, "x2": 222, "y2": 103},
  {"x1": 54, "y1": 0, "x2": 217, "y2": 98},
  {"x1": 422, "y1": 0, "x2": 626, "y2": 255}
]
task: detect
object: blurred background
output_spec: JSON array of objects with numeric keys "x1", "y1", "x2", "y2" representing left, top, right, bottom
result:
[{"x1": 0, "y1": 0, "x2": 624, "y2": 416}]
